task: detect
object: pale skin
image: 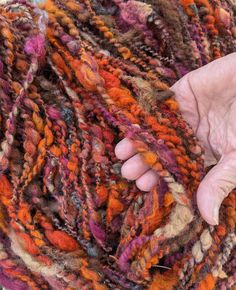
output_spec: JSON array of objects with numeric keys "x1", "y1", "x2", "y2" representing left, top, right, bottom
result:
[{"x1": 115, "y1": 53, "x2": 236, "y2": 226}]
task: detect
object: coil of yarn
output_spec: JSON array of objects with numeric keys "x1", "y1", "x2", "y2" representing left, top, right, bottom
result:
[{"x1": 0, "y1": 0, "x2": 235, "y2": 289}]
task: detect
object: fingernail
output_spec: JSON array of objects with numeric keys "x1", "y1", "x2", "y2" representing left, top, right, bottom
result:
[
  {"x1": 213, "y1": 205, "x2": 219, "y2": 225},
  {"x1": 133, "y1": 124, "x2": 140, "y2": 128}
]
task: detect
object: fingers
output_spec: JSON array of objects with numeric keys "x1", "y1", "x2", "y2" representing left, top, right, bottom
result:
[
  {"x1": 135, "y1": 169, "x2": 159, "y2": 191},
  {"x1": 197, "y1": 152, "x2": 236, "y2": 225},
  {"x1": 121, "y1": 153, "x2": 150, "y2": 180},
  {"x1": 116, "y1": 138, "x2": 236, "y2": 221},
  {"x1": 115, "y1": 138, "x2": 137, "y2": 160},
  {"x1": 115, "y1": 138, "x2": 159, "y2": 191}
]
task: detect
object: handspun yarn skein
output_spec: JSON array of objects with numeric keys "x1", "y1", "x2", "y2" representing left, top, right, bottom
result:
[{"x1": 0, "y1": 0, "x2": 235, "y2": 289}]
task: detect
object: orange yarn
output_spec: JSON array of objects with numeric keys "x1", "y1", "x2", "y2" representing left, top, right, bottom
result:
[
  {"x1": 99, "y1": 70, "x2": 121, "y2": 89},
  {"x1": 198, "y1": 273, "x2": 216, "y2": 290},
  {"x1": 17, "y1": 232, "x2": 40, "y2": 255},
  {"x1": 0, "y1": 175, "x2": 12, "y2": 207},
  {"x1": 45, "y1": 230, "x2": 78, "y2": 252},
  {"x1": 149, "y1": 270, "x2": 179, "y2": 290}
]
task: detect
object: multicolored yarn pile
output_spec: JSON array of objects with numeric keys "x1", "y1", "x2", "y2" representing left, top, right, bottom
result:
[{"x1": 0, "y1": 0, "x2": 235, "y2": 289}]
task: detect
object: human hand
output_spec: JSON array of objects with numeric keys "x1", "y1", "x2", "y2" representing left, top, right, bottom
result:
[{"x1": 115, "y1": 53, "x2": 236, "y2": 226}]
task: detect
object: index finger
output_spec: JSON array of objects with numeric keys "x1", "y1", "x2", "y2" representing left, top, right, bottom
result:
[{"x1": 115, "y1": 138, "x2": 137, "y2": 160}]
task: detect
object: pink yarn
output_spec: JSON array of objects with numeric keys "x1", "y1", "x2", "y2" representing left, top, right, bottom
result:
[{"x1": 24, "y1": 34, "x2": 46, "y2": 58}]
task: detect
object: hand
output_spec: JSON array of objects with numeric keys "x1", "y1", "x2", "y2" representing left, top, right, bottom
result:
[{"x1": 115, "y1": 53, "x2": 236, "y2": 226}]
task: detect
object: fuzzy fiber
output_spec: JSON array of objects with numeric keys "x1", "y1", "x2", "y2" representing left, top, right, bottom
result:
[{"x1": 0, "y1": 0, "x2": 235, "y2": 289}]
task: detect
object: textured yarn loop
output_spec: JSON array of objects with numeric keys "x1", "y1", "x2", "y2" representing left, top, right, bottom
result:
[{"x1": 0, "y1": 0, "x2": 235, "y2": 289}]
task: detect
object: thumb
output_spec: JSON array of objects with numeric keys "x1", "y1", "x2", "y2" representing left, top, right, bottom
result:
[{"x1": 197, "y1": 152, "x2": 236, "y2": 225}]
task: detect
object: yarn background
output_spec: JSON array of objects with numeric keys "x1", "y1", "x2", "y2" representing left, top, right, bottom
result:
[{"x1": 0, "y1": 0, "x2": 235, "y2": 289}]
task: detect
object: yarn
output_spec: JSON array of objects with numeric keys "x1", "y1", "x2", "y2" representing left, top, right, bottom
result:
[{"x1": 0, "y1": 0, "x2": 234, "y2": 289}]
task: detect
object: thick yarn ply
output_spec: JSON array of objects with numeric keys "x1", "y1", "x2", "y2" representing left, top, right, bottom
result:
[{"x1": 0, "y1": 0, "x2": 235, "y2": 289}]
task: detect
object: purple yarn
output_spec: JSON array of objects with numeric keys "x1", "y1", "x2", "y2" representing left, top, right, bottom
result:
[
  {"x1": 24, "y1": 34, "x2": 46, "y2": 58},
  {"x1": 0, "y1": 269, "x2": 28, "y2": 290},
  {"x1": 158, "y1": 177, "x2": 169, "y2": 207},
  {"x1": 103, "y1": 267, "x2": 144, "y2": 290},
  {"x1": 47, "y1": 106, "x2": 62, "y2": 120},
  {"x1": 110, "y1": 215, "x2": 123, "y2": 232},
  {"x1": 61, "y1": 34, "x2": 73, "y2": 43},
  {"x1": 118, "y1": 236, "x2": 150, "y2": 272},
  {"x1": 89, "y1": 219, "x2": 106, "y2": 249},
  {"x1": 0, "y1": 60, "x2": 3, "y2": 77}
]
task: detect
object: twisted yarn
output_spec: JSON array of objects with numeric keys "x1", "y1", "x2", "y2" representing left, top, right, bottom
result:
[{"x1": 0, "y1": 0, "x2": 235, "y2": 289}]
